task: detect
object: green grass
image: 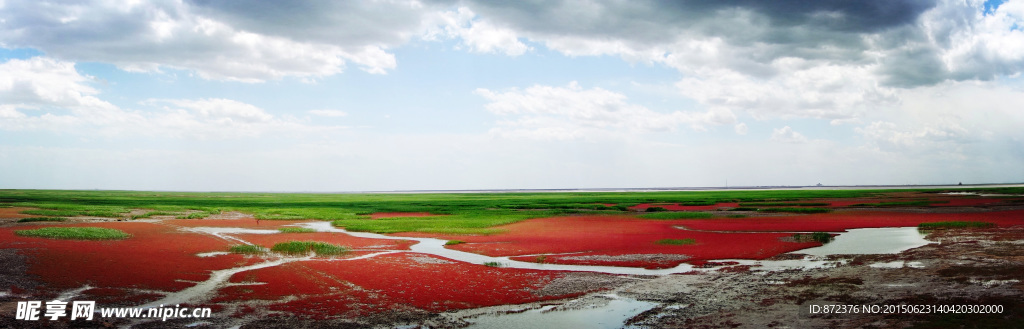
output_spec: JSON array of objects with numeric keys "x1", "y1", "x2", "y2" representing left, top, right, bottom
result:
[
  {"x1": 445, "y1": 240, "x2": 465, "y2": 245},
  {"x1": 17, "y1": 217, "x2": 68, "y2": 222},
  {"x1": 793, "y1": 232, "x2": 834, "y2": 244},
  {"x1": 644, "y1": 206, "x2": 668, "y2": 212},
  {"x1": 655, "y1": 238, "x2": 696, "y2": 245},
  {"x1": 725, "y1": 214, "x2": 748, "y2": 218},
  {"x1": 14, "y1": 227, "x2": 130, "y2": 240},
  {"x1": 228, "y1": 244, "x2": 267, "y2": 254},
  {"x1": 639, "y1": 212, "x2": 713, "y2": 219},
  {"x1": 278, "y1": 227, "x2": 316, "y2": 233},
  {"x1": 758, "y1": 207, "x2": 832, "y2": 214},
  {"x1": 0, "y1": 187, "x2": 1012, "y2": 235},
  {"x1": 483, "y1": 261, "x2": 502, "y2": 267},
  {"x1": 130, "y1": 211, "x2": 178, "y2": 220},
  {"x1": 919, "y1": 221, "x2": 996, "y2": 229},
  {"x1": 271, "y1": 241, "x2": 348, "y2": 256}
]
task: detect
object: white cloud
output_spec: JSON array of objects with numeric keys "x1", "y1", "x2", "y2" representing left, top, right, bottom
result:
[
  {"x1": 476, "y1": 81, "x2": 735, "y2": 140},
  {"x1": 0, "y1": 57, "x2": 115, "y2": 110},
  {"x1": 424, "y1": 7, "x2": 530, "y2": 56},
  {"x1": 0, "y1": 57, "x2": 339, "y2": 139},
  {"x1": 770, "y1": 126, "x2": 807, "y2": 143},
  {"x1": 308, "y1": 109, "x2": 348, "y2": 117},
  {"x1": 734, "y1": 123, "x2": 748, "y2": 135},
  {"x1": 0, "y1": 1, "x2": 399, "y2": 82}
]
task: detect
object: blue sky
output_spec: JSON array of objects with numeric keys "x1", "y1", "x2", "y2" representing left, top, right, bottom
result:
[{"x1": 2, "y1": 0, "x2": 1023, "y2": 191}]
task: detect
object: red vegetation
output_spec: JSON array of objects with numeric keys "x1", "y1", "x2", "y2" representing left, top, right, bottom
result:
[
  {"x1": 0, "y1": 222, "x2": 253, "y2": 301},
  {"x1": 404, "y1": 216, "x2": 820, "y2": 269},
  {"x1": 214, "y1": 253, "x2": 580, "y2": 318},
  {"x1": 676, "y1": 210, "x2": 1024, "y2": 232}
]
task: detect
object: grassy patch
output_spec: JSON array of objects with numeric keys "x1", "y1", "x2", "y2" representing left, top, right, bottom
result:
[
  {"x1": 271, "y1": 241, "x2": 348, "y2": 256},
  {"x1": 445, "y1": 240, "x2": 465, "y2": 245},
  {"x1": 483, "y1": 261, "x2": 502, "y2": 267},
  {"x1": 655, "y1": 238, "x2": 696, "y2": 245},
  {"x1": 758, "y1": 207, "x2": 831, "y2": 214},
  {"x1": 228, "y1": 244, "x2": 267, "y2": 254},
  {"x1": 0, "y1": 188, "x2": 972, "y2": 236},
  {"x1": 131, "y1": 211, "x2": 178, "y2": 220},
  {"x1": 278, "y1": 227, "x2": 316, "y2": 233},
  {"x1": 725, "y1": 214, "x2": 747, "y2": 218},
  {"x1": 918, "y1": 221, "x2": 996, "y2": 229},
  {"x1": 639, "y1": 212, "x2": 713, "y2": 219},
  {"x1": 14, "y1": 227, "x2": 130, "y2": 240},
  {"x1": 17, "y1": 217, "x2": 68, "y2": 223},
  {"x1": 644, "y1": 206, "x2": 668, "y2": 212},
  {"x1": 793, "y1": 232, "x2": 834, "y2": 244}
]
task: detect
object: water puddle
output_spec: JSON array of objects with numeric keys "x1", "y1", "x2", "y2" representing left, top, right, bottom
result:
[
  {"x1": 869, "y1": 261, "x2": 924, "y2": 269},
  {"x1": 463, "y1": 295, "x2": 656, "y2": 329},
  {"x1": 793, "y1": 227, "x2": 933, "y2": 256},
  {"x1": 196, "y1": 251, "x2": 231, "y2": 258},
  {"x1": 184, "y1": 227, "x2": 279, "y2": 244},
  {"x1": 940, "y1": 192, "x2": 1021, "y2": 197}
]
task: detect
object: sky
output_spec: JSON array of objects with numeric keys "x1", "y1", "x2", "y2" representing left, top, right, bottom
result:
[{"x1": 1, "y1": 0, "x2": 1023, "y2": 191}]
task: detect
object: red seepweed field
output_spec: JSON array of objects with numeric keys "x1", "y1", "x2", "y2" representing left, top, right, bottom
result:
[{"x1": 1, "y1": 188, "x2": 1023, "y2": 327}]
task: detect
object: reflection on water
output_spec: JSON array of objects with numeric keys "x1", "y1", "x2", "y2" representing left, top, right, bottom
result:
[
  {"x1": 464, "y1": 295, "x2": 657, "y2": 329},
  {"x1": 794, "y1": 227, "x2": 932, "y2": 256}
]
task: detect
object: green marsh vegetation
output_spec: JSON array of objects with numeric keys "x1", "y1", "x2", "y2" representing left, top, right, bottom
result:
[
  {"x1": 655, "y1": 238, "x2": 696, "y2": 245},
  {"x1": 229, "y1": 244, "x2": 267, "y2": 254},
  {"x1": 483, "y1": 261, "x2": 503, "y2": 267},
  {"x1": 445, "y1": 240, "x2": 465, "y2": 245},
  {"x1": 1, "y1": 188, "x2": 1013, "y2": 235},
  {"x1": 14, "y1": 227, "x2": 130, "y2": 240},
  {"x1": 792, "y1": 232, "x2": 834, "y2": 244},
  {"x1": 130, "y1": 211, "x2": 177, "y2": 220},
  {"x1": 271, "y1": 241, "x2": 348, "y2": 256}
]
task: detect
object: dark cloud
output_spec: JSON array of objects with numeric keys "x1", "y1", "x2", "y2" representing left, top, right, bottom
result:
[{"x1": 184, "y1": 1, "x2": 427, "y2": 46}]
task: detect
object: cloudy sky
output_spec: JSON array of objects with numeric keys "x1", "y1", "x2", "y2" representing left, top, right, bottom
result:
[{"x1": 2, "y1": 0, "x2": 1023, "y2": 191}]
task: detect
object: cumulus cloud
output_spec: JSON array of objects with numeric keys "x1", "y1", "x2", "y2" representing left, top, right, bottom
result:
[
  {"x1": 423, "y1": 7, "x2": 530, "y2": 56},
  {"x1": 453, "y1": 0, "x2": 1024, "y2": 123},
  {"x1": 476, "y1": 81, "x2": 735, "y2": 139},
  {"x1": 0, "y1": 57, "x2": 338, "y2": 138},
  {"x1": 770, "y1": 126, "x2": 807, "y2": 143},
  {"x1": 734, "y1": 123, "x2": 748, "y2": 135},
  {"x1": 0, "y1": 57, "x2": 115, "y2": 111},
  {"x1": 0, "y1": 0, "x2": 404, "y2": 81}
]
